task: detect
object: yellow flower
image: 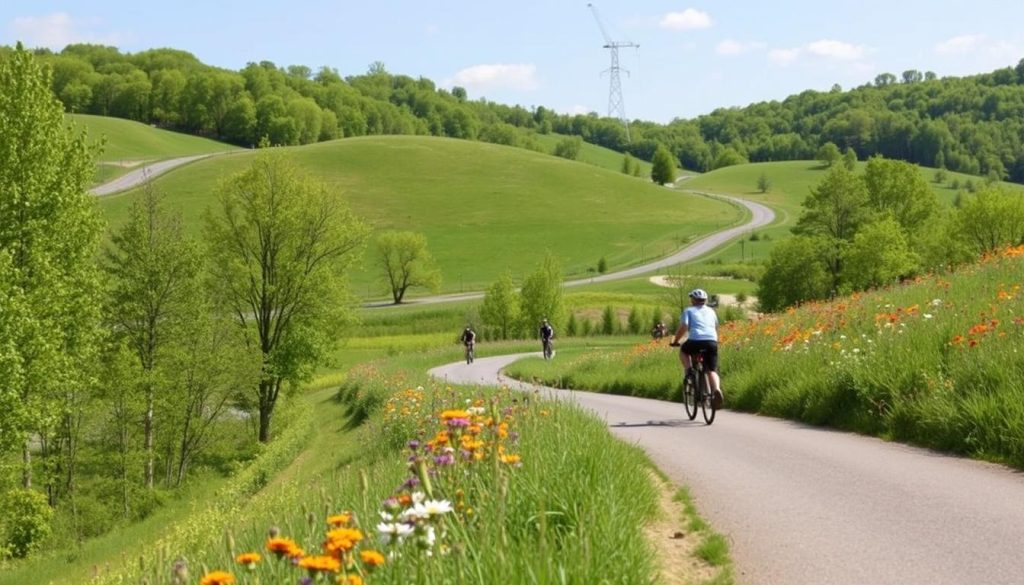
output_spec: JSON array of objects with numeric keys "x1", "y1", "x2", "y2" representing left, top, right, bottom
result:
[
  {"x1": 234, "y1": 552, "x2": 261, "y2": 567},
  {"x1": 500, "y1": 453, "x2": 522, "y2": 465},
  {"x1": 342, "y1": 575, "x2": 364, "y2": 585},
  {"x1": 298, "y1": 555, "x2": 341, "y2": 573},
  {"x1": 200, "y1": 571, "x2": 235, "y2": 585},
  {"x1": 360, "y1": 549, "x2": 386, "y2": 568},
  {"x1": 327, "y1": 512, "x2": 352, "y2": 527},
  {"x1": 440, "y1": 409, "x2": 471, "y2": 420},
  {"x1": 324, "y1": 527, "x2": 364, "y2": 555}
]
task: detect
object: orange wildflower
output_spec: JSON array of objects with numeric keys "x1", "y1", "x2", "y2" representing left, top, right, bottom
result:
[
  {"x1": 360, "y1": 549, "x2": 386, "y2": 568},
  {"x1": 266, "y1": 537, "x2": 304, "y2": 558},
  {"x1": 235, "y1": 552, "x2": 261, "y2": 567},
  {"x1": 200, "y1": 571, "x2": 235, "y2": 585},
  {"x1": 345, "y1": 575, "x2": 365, "y2": 585},
  {"x1": 324, "y1": 527, "x2": 364, "y2": 555},
  {"x1": 298, "y1": 555, "x2": 341, "y2": 574}
]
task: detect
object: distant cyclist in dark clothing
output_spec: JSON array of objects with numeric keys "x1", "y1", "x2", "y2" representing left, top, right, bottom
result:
[{"x1": 539, "y1": 318, "x2": 555, "y2": 358}]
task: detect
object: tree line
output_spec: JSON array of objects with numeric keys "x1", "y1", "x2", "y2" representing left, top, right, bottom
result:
[
  {"x1": 756, "y1": 156, "x2": 1024, "y2": 311},
  {"x1": 0, "y1": 47, "x2": 367, "y2": 558},
  {"x1": 6, "y1": 44, "x2": 1023, "y2": 183}
]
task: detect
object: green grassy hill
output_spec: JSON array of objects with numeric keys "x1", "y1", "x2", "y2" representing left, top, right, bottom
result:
[
  {"x1": 69, "y1": 114, "x2": 238, "y2": 184},
  {"x1": 532, "y1": 133, "x2": 657, "y2": 176},
  {"x1": 97, "y1": 136, "x2": 740, "y2": 298}
]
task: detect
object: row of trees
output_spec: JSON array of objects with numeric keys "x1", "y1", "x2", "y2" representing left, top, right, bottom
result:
[
  {"x1": 8, "y1": 43, "x2": 1024, "y2": 184},
  {"x1": 0, "y1": 47, "x2": 367, "y2": 557},
  {"x1": 757, "y1": 156, "x2": 1024, "y2": 311}
]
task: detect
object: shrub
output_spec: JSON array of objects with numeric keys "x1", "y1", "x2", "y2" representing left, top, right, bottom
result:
[{"x1": 1, "y1": 489, "x2": 53, "y2": 559}]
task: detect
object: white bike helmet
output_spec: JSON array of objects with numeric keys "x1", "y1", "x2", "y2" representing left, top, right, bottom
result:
[{"x1": 689, "y1": 288, "x2": 708, "y2": 301}]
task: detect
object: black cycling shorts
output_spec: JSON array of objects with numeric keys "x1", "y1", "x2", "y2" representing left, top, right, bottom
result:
[{"x1": 681, "y1": 339, "x2": 719, "y2": 372}]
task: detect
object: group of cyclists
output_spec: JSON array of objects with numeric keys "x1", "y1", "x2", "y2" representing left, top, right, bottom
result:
[{"x1": 457, "y1": 287, "x2": 723, "y2": 410}]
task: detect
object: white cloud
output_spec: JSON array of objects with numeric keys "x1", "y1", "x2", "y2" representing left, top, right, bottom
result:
[
  {"x1": 768, "y1": 47, "x2": 801, "y2": 65},
  {"x1": 449, "y1": 64, "x2": 539, "y2": 92},
  {"x1": 716, "y1": 39, "x2": 766, "y2": 56},
  {"x1": 659, "y1": 9, "x2": 712, "y2": 31},
  {"x1": 8, "y1": 12, "x2": 123, "y2": 50},
  {"x1": 806, "y1": 39, "x2": 866, "y2": 61},
  {"x1": 560, "y1": 104, "x2": 594, "y2": 116},
  {"x1": 934, "y1": 34, "x2": 985, "y2": 55}
]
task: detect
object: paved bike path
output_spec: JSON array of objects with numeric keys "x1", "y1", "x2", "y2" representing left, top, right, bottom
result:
[
  {"x1": 430, "y1": 353, "x2": 1024, "y2": 585},
  {"x1": 89, "y1": 153, "x2": 228, "y2": 196}
]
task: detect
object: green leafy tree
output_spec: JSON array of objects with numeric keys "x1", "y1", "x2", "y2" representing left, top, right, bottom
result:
[
  {"x1": 597, "y1": 257, "x2": 608, "y2": 274},
  {"x1": 0, "y1": 489, "x2": 53, "y2": 558},
  {"x1": 376, "y1": 231, "x2": 442, "y2": 304},
  {"x1": 757, "y1": 236, "x2": 832, "y2": 312},
  {"x1": 205, "y1": 153, "x2": 367, "y2": 442},
  {"x1": 794, "y1": 165, "x2": 872, "y2": 291},
  {"x1": 651, "y1": 144, "x2": 677, "y2": 185},
  {"x1": 481, "y1": 271, "x2": 519, "y2": 340},
  {"x1": 621, "y1": 152, "x2": 635, "y2": 174},
  {"x1": 0, "y1": 46, "x2": 103, "y2": 487},
  {"x1": 104, "y1": 180, "x2": 201, "y2": 489},
  {"x1": 627, "y1": 305, "x2": 642, "y2": 334},
  {"x1": 863, "y1": 156, "x2": 939, "y2": 235},
  {"x1": 518, "y1": 254, "x2": 565, "y2": 334},
  {"x1": 841, "y1": 218, "x2": 920, "y2": 291},
  {"x1": 955, "y1": 186, "x2": 1024, "y2": 254},
  {"x1": 553, "y1": 135, "x2": 582, "y2": 160},
  {"x1": 842, "y1": 147, "x2": 858, "y2": 170},
  {"x1": 816, "y1": 142, "x2": 842, "y2": 167},
  {"x1": 712, "y1": 147, "x2": 747, "y2": 169},
  {"x1": 757, "y1": 172, "x2": 772, "y2": 193}
]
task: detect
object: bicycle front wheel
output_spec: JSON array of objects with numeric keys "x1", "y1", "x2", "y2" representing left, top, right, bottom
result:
[{"x1": 700, "y1": 374, "x2": 716, "y2": 425}]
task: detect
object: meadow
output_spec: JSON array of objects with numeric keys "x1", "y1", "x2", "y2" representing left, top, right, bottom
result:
[
  {"x1": 506, "y1": 245, "x2": 1024, "y2": 468},
  {"x1": 95, "y1": 136, "x2": 740, "y2": 298},
  {"x1": 531, "y1": 132, "x2": 656, "y2": 176}
]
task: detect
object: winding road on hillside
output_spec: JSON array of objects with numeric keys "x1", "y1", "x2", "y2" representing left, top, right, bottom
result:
[
  {"x1": 367, "y1": 190, "x2": 775, "y2": 307},
  {"x1": 430, "y1": 354, "x2": 1024, "y2": 585},
  {"x1": 89, "y1": 153, "x2": 222, "y2": 196}
]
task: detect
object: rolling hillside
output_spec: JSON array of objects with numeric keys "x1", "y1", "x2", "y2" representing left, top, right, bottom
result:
[
  {"x1": 69, "y1": 114, "x2": 238, "y2": 184},
  {"x1": 96, "y1": 136, "x2": 740, "y2": 297}
]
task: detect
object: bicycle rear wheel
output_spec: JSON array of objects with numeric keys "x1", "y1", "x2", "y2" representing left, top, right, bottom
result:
[
  {"x1": 683, "y1": 375, "x2": 698, "y2": 420},
  {"x1": 700, "y1": 374, "x2": 716, "y2": 425}
]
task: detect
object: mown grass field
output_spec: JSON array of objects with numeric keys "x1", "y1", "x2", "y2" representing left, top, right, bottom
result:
[
  {"x1": 506, "y1": 245, "x2": 1024, "y2": 468},
  {"x1": 70, "y1": 114, "x2": 237, "y2": 162},
  {"x1": 96, "y1": 136, "x2": 740, "y2": 298}
]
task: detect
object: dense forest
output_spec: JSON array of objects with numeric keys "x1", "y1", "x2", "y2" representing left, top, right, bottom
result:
[{"x1": 3, "y1": 43, "x2": 1024, "y2": 182}]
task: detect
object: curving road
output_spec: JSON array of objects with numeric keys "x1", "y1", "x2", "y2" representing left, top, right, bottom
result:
[
  {"x1": 366, "y1": 190, "x2": 775, "y2": 307},
  {"x1": 89, "y1": 153, "x2": 223, "y2": 196},
  {"x1": 430, "y1": 354, "x2": 1024, "y2": 585}
]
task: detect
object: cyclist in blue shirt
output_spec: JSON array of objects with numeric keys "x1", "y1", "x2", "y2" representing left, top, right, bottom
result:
[{"x1": 670, "y1": 288, "x2": 723, "y2": 408}]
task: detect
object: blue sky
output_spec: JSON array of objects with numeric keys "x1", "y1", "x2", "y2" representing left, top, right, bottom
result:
[{"x1": 3, "y1": 1, "x2": 1023, "y2": 123}]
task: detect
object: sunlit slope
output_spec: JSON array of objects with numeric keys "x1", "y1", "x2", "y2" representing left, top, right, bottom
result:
[
  {"x1": 69, "y1": 114, "x2": 238, "y2": 185},
  {"x1": 532, "y1": 133, "x2": 658, "y2": 176},
  {"x1": 97, "y1": 136, "x2": 740, "y2": 295}
]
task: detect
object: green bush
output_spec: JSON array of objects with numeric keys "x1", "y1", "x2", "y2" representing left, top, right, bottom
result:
[{"x1": 1, "y1": 489, "x2": 53, "y2": 559}]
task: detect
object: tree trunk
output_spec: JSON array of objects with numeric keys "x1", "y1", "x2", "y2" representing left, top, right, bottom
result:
[
  {"x1": 144, "y1": 383, "x2": 154, "y2": 489},
  {"x1": 22, "y1": 441, "x2": 32, "y2": 489},
  {"x1": 258, "y1": 379, "x2": 276, "y2": 443}
]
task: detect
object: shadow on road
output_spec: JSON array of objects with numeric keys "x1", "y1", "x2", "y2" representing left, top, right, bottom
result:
[{"x1": 609, "y1": 419, "x2": 711, "y2": 428}]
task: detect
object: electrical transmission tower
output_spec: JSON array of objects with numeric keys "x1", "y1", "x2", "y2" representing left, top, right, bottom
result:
[{"x1": 587, "y1": 3, "x2": 639, "y2": 141}]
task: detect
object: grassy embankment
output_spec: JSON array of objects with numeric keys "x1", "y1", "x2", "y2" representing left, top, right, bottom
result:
[
  {"x1": 3, "y1": 345, "x2": 731, "y2": 585},
  {"x1": 531, "y1": 132, "x2": 657, "y2": 176},
  {"x1": 507, "y1": 245, "x2": 1024, "y2": 468},
  {"x1": 70, "y1": 114, "x2": 238, "y2": 185},
  {"x1": 95, "y1": 136, "x2": 740, "y2": 300}
]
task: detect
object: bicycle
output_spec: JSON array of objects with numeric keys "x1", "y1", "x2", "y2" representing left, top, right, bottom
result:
[
  {"x1": 542, "y1": 338, "x2": 554, "y2": 360},
  {"x1": 670, "y1": 344, "x2": 716, "y2": 425},
  {"x1": 464, "y1": 342, "x2": 475, "y2": 364}
]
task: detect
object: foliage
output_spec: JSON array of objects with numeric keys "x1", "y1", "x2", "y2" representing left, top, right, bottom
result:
[
  {"x1": 955, "y1": 186, "x2": 1024, "y2": 254},
  {"x1": 518, "y1": 254, "x2": 565, "y2": 333},
  {"x1": 0, "y1": 489, "x2": 53, "y2": 559},
  {"x1": 0, "y1": 45, "x2": 103, "y2": 490},
  {"x1": 817, "y1": 142, "x2": 841, "y2": 167},
  {"x1": 480, "y1": 270, "x2": 519, "y2": 340},
  {"x1": 650, "y1": 143, "x2": 676, "y2": 185},
  {"x1": 375, "y1": 230, "x2": 442, "y2": 303},
  {"x1": 553, "y1": 135, "x2": 582, "y2": 160},
  {"x1": 757, "y1": 172, "x2": 771, "y2": 193},
  {"x1": 840, "y1": 218, "x2": 919, "y2": 291},
  {"x1": 205, "y1": 152, "x2": 367, "y2": 441},
  {"x1": 757, "y1": 236, "x2": 832, "y2": 312}
]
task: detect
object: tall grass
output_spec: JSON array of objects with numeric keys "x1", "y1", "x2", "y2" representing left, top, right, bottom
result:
[{"x1": 507, "y1": 247, "x2": 1024, "y2": 468}]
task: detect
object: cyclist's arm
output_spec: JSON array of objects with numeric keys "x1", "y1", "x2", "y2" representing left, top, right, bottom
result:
[{"x1": 670, "y1": 322, "x2": 688, "y2": 345}]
